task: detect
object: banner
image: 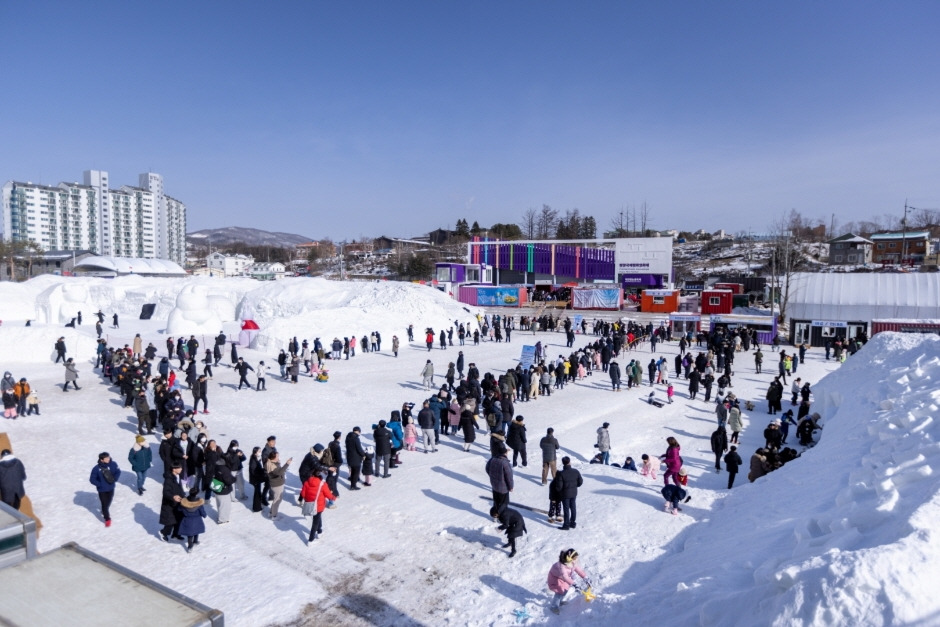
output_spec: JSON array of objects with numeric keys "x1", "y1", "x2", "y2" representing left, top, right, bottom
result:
[
  {"x1": 520, "y1": 345, "x2": 537, "y2": 369},
  {"x1": 476, "y1": 287, "x2": 521, "y2": 307},
  {"x1": 573, "y1": 288, "x2": 621, "y2": 310}
]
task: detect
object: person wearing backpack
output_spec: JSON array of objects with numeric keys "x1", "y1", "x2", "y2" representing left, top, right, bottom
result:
[{"x1": 89, "y1": 452, "x2": 121, "y2": 527}]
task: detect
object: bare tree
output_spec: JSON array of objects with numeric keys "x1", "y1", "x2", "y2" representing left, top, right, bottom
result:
[
  {"x1": 520, "y1": 207, "x2": 538, "y2": 239},
  {"x1": 536, "y1": 204, "x2": 559, "y2": 239},
  {"x1": 767, "y1": 210, "x2": 812, "y2": 321},
  {"x1": 608, "y1": 207, "x2": 630, "y2": 238},
  {"x1": 639, "y1": 202, "x2": 651, "y2": 235}
]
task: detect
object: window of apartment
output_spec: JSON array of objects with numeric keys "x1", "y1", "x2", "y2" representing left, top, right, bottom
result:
[
  {"x1": 888, "y1": 242, "x2": 896, "y2": 248},
  {"x1": 847, "y1": 254, "x2": 856, "y2": 262},
  {"x1": 709, "y1": 296, "x2": 721, "y2": 306},
  {"x1": 877, "y1": 243, "x2": 885, "y2": 250},
  {"x1": 834, "y1": 255, "x2": 844, "y2": 262}
]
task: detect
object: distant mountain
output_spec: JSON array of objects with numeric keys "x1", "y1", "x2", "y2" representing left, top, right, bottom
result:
[{"x1": 187, "y1": 227, "x2": 313, "y2": 248}]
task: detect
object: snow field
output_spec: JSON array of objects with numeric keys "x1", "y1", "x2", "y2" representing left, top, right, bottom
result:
[{"x1": 1, "y1": 275, "x2": 938, "y2": 626}]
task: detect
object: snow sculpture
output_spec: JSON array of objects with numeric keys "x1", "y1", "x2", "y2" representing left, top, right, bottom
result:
[{"x1": 165, "y1": 285, "x2": 224, "y2": 335}]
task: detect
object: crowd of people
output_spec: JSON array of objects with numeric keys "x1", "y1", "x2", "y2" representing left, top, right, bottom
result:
[{"x1": 0, "y1": 306, "x2": 839, "y2": 616}]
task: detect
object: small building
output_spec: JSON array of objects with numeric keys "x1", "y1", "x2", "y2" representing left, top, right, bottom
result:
[
  {"x1": 786, "y1": 272, "x2": 940, "y2": 346},
  {"x1": 669, "y1": 312, "x2": 701, "y2": 338},
  {"x1": 709, "y1": 313, "x2": 777, "y2": 345},
  {"x1": 72, "y1": 256, "x2": 187, "y2": 278},
  {"x1": 713, "y1": 282, "x2": 744, "y2": 294},
  {"x1": 870, "y1": 231, "x2": 929, "y2": 265},
  {"x1": 206, "y1": 252, "x2": 254, "y2": 277},
  {"x1": 640, "y1": 289, "x2": 680, "y2": 313},
  {"x1": 246, "y1": 261, "x2": 286, "y2": 281},
  {"x1": 827, "y1": 233, "x2": 874, "y2": 265},
  {"x1": 13, "y1": 249, "x2": 96, "y2": 278},
  {"x1": 701, "y1": 289, "x2": 734, "y2": 315}
]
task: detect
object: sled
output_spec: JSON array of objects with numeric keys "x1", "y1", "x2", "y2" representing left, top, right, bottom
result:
[{"x1": 580, "y1": 586, "x2": 596, "y2": 602}]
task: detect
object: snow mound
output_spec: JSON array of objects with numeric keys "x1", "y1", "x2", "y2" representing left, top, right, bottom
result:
[{"x1": 621, "y1": 332, "x2": 940, "y2": 626}]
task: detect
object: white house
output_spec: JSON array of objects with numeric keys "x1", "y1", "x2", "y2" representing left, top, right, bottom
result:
[
  {"x1": 206, "y1": 252, "x2": 254, "y2": 277},
  {"x1": 246, "y1": 262, "x2": 286, "y2": 280}
]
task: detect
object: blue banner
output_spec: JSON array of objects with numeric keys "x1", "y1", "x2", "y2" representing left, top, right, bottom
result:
[
  {"x1": 520, "y1": 345, "x2": 537, "y2": 369},
  {"x1": 476, "y1": 287, "x2": 521, "y2": 307}
]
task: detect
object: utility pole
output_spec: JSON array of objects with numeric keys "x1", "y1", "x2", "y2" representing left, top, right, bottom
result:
[{"x1": 901, "y1": 200, "x2": 909, "y2": 266}]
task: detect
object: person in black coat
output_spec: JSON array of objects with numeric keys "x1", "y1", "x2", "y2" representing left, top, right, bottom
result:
[
  {"x1": 372, "y1": 421, "x2": 392, "y2": 478},
  {"x1": 459, "y1": 409, "x2": 476, "y2": 452},
  {"x1": 0, "y1": 450, "x2": 27, "y2": 510},
  {"x1": 555, "y1": 456, "x2": 583, "y2": 530},
  {"x1": 710, "y1": 427, "x2": 728, "y2": 472},
  {"x1": 345, "y1": 428, "x2": 366, "y2": 489},
  {"x1": 192, "y1": 374, "x2": 209, "y2": 414},
  {"x1": 248, "y1": 447, "x2": 268, "y2": 512},
  {"x1": 234, "y1": 358, "x2": 254, "y2": 390},
  {"x1": 202, "y1": 440, "x2": 224, "y2": 499},
  {"x1": 506, "y1": 416, "x2": 528, "y2": 467},
  {"x1": 496, "y1": 507, "x2": 527, "y2": 558},
  {"x1": 724, "y1": 445, "x2": 743, "y2": 489},
  {"x1": 160, "y1": 463, "x2": 186, "y2": 540}
]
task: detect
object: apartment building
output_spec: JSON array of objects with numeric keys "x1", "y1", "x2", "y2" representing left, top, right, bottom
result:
[{"x1": 2, "y1": 170, "x2": 187, "y2": 265}]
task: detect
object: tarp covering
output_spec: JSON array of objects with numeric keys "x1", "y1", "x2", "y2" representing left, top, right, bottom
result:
[
  {"x1": 139, "y1": 304, "x2": 156, "y2": 320},
  {"x1": 573, "y1": 287, "x2": 622, "y2": 310},
  {"x1": 787, "y1": 273, "x2": 940, "y2": 322}
]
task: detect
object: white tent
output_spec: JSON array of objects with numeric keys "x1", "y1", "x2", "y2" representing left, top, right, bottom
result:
[{"x1": 787, "y1": 272, "x2": 940, "y2": 322}]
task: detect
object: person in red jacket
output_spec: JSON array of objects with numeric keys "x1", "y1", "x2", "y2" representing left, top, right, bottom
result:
[{"x1": 300, "y1": 471, "x2": 336, "y2": 545}]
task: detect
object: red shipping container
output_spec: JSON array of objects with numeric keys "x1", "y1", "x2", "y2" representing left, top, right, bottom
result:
[
  {"x1": 714, "y1": 282, "x2": 744, "y2": 294},
  {"x1": 701, "y1": 289, "x2": 733, "y2": 315}
]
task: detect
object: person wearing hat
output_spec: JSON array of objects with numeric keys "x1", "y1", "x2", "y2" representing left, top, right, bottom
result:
[
  {"x1": 555, "y1": 456, "x2": 583, "y2": 530},
  {"x1": 161, "y1": 462, "x2": 186, "y2": 540},
  {"x1": 372, "y1": 420, "x2": 393, "y2": 478},
  {"x1": 89, "y1": 452, "x2": 121, "y2": 527},
  {"x1": 595, "y1": 423, "x2": 611, "y2": 465},
  {"x1": 128, "y1": 435, "x2": 153, "y2": 496},
  {"x1": 539, "y1": 428, "x2": 560, "y2": 485},
  {"x1": 764, "y1": 420, "x2": 783, "y2": 451},
  {"x1": 506, "y1": 415, "x2": 528, "y2": 468}
]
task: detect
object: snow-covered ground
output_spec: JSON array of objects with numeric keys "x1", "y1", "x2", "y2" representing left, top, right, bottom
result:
[{"x1": 1, "y1": 276, "x2": 937, "y2": 626}]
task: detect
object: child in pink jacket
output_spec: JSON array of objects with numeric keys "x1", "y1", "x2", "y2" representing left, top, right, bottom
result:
[
  {"x1": 547, "y1": 548, "x2": 590, "y2": 614},
  {"x1": 639, "y1": 453, "x2": 657, "y2": 480},
  {"x1": 403, "y1": 417, "x2": 418, "y2": 451}
]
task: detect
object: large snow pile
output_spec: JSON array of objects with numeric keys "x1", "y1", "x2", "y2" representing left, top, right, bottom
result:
[{"x1": 621, "y1": 332, "x2": 940, "y2": 626}]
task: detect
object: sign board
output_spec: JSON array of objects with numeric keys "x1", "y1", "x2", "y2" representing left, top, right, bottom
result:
[
  {"x1": 711, "y1": 314, "x2": 774, "y2": 327},
  {"x1": 520, "y1": 345, "x2": 537, "y2": 369},
  {"x1": 811, "y1": 320, "x2": 847, "y2": 328},
  {"x1": 476, "y1": 287, "x2": 521, "y2": 307},
  {"x1": 614, "y1": 237, "x2": 673, "y2": 276},
  {"x1": 670, "y1": 313, "x2": 701, "y2": 321}
]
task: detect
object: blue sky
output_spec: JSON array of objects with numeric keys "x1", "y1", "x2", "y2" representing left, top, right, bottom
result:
[{"x1": 2, "y1": 1, "x2": 939, "y2": 240}]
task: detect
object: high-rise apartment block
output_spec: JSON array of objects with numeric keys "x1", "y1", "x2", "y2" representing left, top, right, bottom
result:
[{"x1": 2, "y1": 170, "x2": 187, "y2": 265}]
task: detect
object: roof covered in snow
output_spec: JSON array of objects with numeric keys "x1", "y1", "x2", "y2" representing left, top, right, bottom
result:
[
  {"x1": 787, "y1": 272, "x2": 940, "y2": 321},
  {"x1": 72, "y1": 256, "x2": 187, "y2": 277}
]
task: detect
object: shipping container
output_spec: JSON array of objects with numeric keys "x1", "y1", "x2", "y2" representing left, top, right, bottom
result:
[
  {"x1": 714, "y1": 282, "x2": 744, "y2": 294},
  {"x1": 701, "y1": 289, "x2": 734, "y2": 315},
  {"x1": 640, "y1": 289, "x2": 680, "y2": 313},
  {"x1": 871, "y1": 319, "x2": 940, "y2": 336}
]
